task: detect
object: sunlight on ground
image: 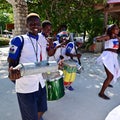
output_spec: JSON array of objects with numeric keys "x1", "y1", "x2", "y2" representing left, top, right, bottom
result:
[
  {"x1": 94, "y1": 84, "x2": 100, "y2": 88},
  {"x1": 107, "y1": 91, "x2": 115, "y2": 97}
]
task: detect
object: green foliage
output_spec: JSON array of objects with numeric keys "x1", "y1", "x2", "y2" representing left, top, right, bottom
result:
[
  {"x1": 0, "y1": 12, "x2": 13, "y2": 30},
  {"x1": 0, "y1": 37, "x2": 9, "y2": 46},
  {"x1": 27, "y1": 1, "x2": 104, "y2": 32},
  {"x1": 0, "y1": 0, "x2": 12, "y2": 9},
  {"x1": 0, "y1": 1, "x2": 13, "y2": 31},
  {"x1": 0, "y1": 0, "x2": 116, "y2": 48},
  {"x1": 27, "y1": 0, "x2": 106, "y2": 40}
]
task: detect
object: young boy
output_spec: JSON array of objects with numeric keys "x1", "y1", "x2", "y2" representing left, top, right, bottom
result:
[{"x1": 8, "y1": 13, "x2": 48, "y2": 120}]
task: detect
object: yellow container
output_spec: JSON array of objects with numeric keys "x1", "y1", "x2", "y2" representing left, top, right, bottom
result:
[{"x1": 63, "y1": 60, "x2": 77, "y2": 86}]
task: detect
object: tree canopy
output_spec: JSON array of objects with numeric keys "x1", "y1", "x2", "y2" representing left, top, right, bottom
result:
[
  {"x1": 0, "y1": 0, "x2": 13, "y2": 32},
  {"x1": 26, "y1": 0, "x2": 109, "y2": 44},
  {"x1": 3, "y1": 0, "x2": 119, "y2": 45},
  {"x1": 27, "y1": 0, "x2": 106, "y2": 34}
]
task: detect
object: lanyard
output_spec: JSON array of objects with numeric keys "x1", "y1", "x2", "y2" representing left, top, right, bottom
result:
[
  {"x1": 42, "y1": 34, "x2": 49, "y2": 61},
  {"x1": 29, "y1": 37, "x2": 38, "y2": 62},
  {"x1": 37, "y1": 42, "x2": 42, "y2": 61}
]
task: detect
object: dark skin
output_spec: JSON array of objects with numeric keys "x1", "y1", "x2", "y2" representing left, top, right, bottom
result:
[
  {"x1": 47, "y1": 37, "x2": 69, "y2": 56},
  {"x1": 58, "y1": 39, "x2": 82, "y2": 69},
  {"x1": 96, "y1": 25, "x2": 120, "y2": 100},
  {"x1": 41, "y1": 24, "x2": 54, "y2": 56},
  {"x1": 8, "y1": 17, "x2": 41, "y2": 80},
  {"x1": 46, "y1": 37, "x2": 58, "y2": 56},
  {"x1": 41, "y1": 24, "x2": 64, "y2": 56},
  {"x1": 8, "y1": 16, "x2": 47, "y2": 120},
  {"x1": 8, "y1": 60, "x2": 21, "y2": 80},
  {"x1": 98, "y1": 65, "x2": 113, "y2": 99}
]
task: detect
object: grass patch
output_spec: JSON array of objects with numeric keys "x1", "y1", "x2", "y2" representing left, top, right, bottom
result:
[{"x1": 0, "y1": 37, "x2": 10, "y2": 46}]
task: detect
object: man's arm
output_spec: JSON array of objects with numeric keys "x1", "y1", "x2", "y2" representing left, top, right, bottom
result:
[
  {"x1": 7, "y1": 36, "x2": 23, "y2": 80},
  {"x1": 46, "y1": 39, "x2": 62, "y2": 56},
  {"x1": 8, "y1": 57, "x2": 21, "y2": 80},
  {"x1": 66, "y1": 42, "x2": 81, "y2": 59}
]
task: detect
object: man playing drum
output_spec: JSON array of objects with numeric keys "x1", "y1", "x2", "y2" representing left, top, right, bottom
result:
[
  {"x1": 55, "y1": 29, "x2": 82, "y2": 91},
  {"x1": 62, "y1": 40, "x2": 82, "y2": 91}
]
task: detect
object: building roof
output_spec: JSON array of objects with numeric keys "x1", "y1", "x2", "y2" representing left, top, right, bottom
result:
[
  {"x1": 95, "y1": 1, "x2": 120, "y2": 20},
  {"x1": 107, "y1": 0, "x2": 120, "y2": 4}
]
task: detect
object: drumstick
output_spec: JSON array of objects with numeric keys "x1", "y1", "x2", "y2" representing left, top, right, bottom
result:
[
  {"x1": 74, "y1": 41, "x2": 81, "y2": 65},
  {"x1": 71, "y1": 36, "x2": 81, "y2": 65}
]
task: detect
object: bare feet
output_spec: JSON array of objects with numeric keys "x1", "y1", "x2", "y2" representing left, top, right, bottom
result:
[{"x1": 98, "y1": 93, "x2": 110, "y2": 100}]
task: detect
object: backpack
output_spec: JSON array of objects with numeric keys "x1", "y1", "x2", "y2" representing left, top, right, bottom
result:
[{"x1": 17, "y1": 36, "x2": 24, "y2": 64}]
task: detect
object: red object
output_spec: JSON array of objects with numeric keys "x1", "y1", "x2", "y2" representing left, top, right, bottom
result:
[
  {"x1": 6, "y1": 24, "x2": 14, "y2": 30},
  {"x1": 64, "y1": 82, "x2": 72, "y2": 86}
]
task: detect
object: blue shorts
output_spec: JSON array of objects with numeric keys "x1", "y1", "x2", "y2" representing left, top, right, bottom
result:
[{"x1": 17, "y1": 84, "x2": 47, "y2": 120}]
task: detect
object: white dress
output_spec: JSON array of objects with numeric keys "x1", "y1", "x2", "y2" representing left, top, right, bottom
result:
[{"x1": 96, "y1": 38, "x2": 120, "y2": 83}]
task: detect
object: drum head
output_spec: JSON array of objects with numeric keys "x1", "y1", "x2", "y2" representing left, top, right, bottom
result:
[
  {"x1": 44, "y1": 70, "x2": 63, "y2": 81},
  {"x1": 63, "y1": 60, "x2": 77, "y2": 67}
]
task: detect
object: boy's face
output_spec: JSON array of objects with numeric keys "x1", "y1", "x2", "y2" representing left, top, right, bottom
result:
[
  {"x1": 59, "y1": 37, "x2": 67, "y2": 43},
  {"x1": 42, "y1": 25, "x2": 52, "y2": 37},
  {"x1": 27, "y1": 17, "x2": 41, "y2": 35}
]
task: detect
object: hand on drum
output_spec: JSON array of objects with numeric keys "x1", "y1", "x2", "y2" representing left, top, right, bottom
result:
[{"x1": 58, "y1": 59, "x2": 64, "y2": 70}]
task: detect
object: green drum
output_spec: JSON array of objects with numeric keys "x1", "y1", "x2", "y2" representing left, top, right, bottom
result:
[{"x1": 46, "y1": 70, "x2": 65, "y2": 101}]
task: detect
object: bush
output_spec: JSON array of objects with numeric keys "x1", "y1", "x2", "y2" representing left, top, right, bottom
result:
[{"x1": 0, "y1": 37, "x2": 10, "y2": 46}]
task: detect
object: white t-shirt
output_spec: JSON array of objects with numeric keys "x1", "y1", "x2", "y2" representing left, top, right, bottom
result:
[
  {"x1": 9, "y1": 34, "x2": 48, "y2": 93},
  {"x1": 38, "y1": 33, "x2": 48, "y2": 61}
]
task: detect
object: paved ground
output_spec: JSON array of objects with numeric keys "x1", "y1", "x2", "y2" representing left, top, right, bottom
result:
[{"x1": 0, "y1": 46, "x2": 120, "y2": 120}]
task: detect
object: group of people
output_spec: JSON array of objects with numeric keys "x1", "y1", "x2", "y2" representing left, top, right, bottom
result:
[
  {"x1": 7, "y1": 13, "x2": 82, "y2": 120},
  {"x1": 7, "y1": 12, "x2": 120, "y2": 120}
]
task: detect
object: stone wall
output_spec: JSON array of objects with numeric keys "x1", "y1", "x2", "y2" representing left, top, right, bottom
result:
[{"x1": 6, "y1": 0, "x2": 28, "y2": 36}]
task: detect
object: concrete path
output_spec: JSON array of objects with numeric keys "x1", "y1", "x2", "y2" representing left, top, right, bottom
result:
[
  {"x1": 0, "y1": 46, "x2": 120, "y2": 120},
  {"x1": 0, "y1": 46, "x2": 21, "y2": 120}
]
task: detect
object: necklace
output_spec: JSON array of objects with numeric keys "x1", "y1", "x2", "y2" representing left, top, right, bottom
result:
[{"x1": 29, "y1": 36, "x2": 38, "y2": 62}]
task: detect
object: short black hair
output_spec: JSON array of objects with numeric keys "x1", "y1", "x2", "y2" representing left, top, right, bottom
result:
[
  {"x1": 58, "y1": 24, "x2": 67, "y2": 32},
  {"x1": 26, "y1": 13, "x2": 40, "y2": 23},
  {"x1": 60, "y1": 24, "x2": 67, "y2": 30},
  {"x1": 42, "y1": 20, "x2": 52, "y2": 28}
]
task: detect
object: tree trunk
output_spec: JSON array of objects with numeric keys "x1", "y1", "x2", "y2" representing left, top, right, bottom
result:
[{"x1": 6, "y1": 0, "x2": 28, "y2": 36}]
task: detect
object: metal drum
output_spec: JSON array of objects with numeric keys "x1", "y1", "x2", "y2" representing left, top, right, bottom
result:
[
  {"x1": 13, "y1": 61, "x2": 58, "y2": 77},
  {"x1": 45, "y1": 70, "x2": 65, "y2": 101},
  {"x1": 63, "y1": 60, "x2": 77, "y2": 86}
]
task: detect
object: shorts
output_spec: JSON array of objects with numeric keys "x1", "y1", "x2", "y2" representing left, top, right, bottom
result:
[{"x1": 17, "y1": 84, "x2": 47, "y2": 120}]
